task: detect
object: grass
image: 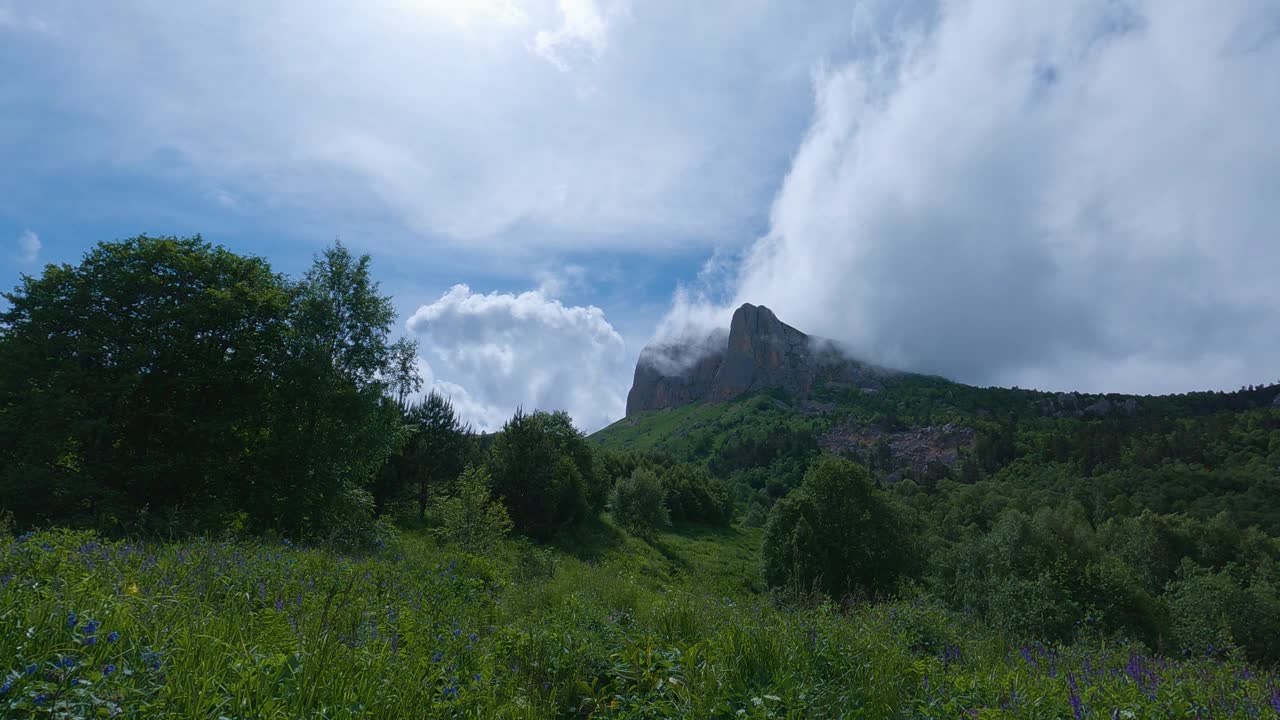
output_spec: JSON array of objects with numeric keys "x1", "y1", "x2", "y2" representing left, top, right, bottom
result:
[{"x1": 2, "y1": 524, "x2": 1279, "y2": 718}]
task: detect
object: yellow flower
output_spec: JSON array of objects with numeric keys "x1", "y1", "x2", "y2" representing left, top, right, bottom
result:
[{"x1": 126, "y1": 582, "x2": 139, "y2": 595}]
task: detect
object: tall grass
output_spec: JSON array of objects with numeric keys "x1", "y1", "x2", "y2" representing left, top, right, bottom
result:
[{"x1": 2, "y1": 527, "x2": 1277, "y2": 718}]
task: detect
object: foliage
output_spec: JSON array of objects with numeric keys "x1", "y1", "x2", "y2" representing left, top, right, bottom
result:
[
  {"x1": 376, "y1": 392, "x2": 475, "y2": 516},
  {"x1": 609, "y1": 468, "x2": 669, "y2": 539},
  {"x1": 487, "y1": 409, "x2": 597, "y2": 539},
  {"x1": 659, "y1": 463, "x2": 733, "y2": 526},
  {"x1": 431, "y1": 466, "x2": 513, "y2": 551},
  {"x1": 762, "y1": 456, "x2": 918, "y2": 599},
  {"x1": 0, "y1": 236, "x2": 407, "y2": 540}
]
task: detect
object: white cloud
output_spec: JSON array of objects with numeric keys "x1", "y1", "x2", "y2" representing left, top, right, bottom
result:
[
  {"x1": 533, "y1": 0, "x2": 614, "y2": 71},
  {"x1": 407, "y1": 284, "x2": 629, "y2": 432},
  {"x1": 15, "y1": 230, "x2": 40, "y2": 264},
  {"x1": 1, "y1": 1, "x2": 853, "y2": 260},
  {"x1": 659, "y1": 0, "x2": 1280, "y2": 395}
]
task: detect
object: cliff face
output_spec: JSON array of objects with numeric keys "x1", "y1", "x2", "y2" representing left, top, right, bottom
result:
[{"x1": 625, "y1": 303, "x2": 882, "y2": 416}]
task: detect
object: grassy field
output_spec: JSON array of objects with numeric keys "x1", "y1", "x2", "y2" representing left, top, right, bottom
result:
[{"x1": 2, "y1": 523, "x2": 1278, "y2": 719}]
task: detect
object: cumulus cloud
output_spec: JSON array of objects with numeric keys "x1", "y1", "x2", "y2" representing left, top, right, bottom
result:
[
  {"x1": 15, "y1": 230, "x2": 40, "y2": 264},
  {"x1": 663, "y1": 0, "x2": 1280, "y2": 395},
  {"x1": 407, "y1": 284, "x2": 629, "y2": 432}
]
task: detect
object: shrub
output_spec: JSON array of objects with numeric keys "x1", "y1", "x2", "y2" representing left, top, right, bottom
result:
[
  {"x1": 762, "y1": 456, "x2": 917, "y2": 599},
  {"x1": 610, "y1": 468, "x2": 669, "y2": 539},
  {"x1": 661, "y1": 463, "x2": 733, "y2": 526},
  {"x1": 432, "y1": 466, "x2": 513, "y2": 551}
]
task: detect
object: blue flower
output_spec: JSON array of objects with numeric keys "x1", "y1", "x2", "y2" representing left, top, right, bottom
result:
[
  {"x1": 24, "y1": 664, "x2": 36, "y2": 676},
  {"x1": 107, "y1": 631, "x2": 119, "y2": 643},
  {"x1": 67, "y1": 612, "x2": 79, "y2": 628},
  {"x1": 34, "y1": 693, "x2": 47, "y2": 705},
  {"x1": 60, "y1": 656, "x2": 77, "y2": 669},
  {"x1": 432, "y1": 651, "x2": 444, "y2": 663},
  {"x1": 103, "y1": 664, "x2": 116, "y2": 676},
  {"x1": 443, "y1": 685, "x2": 458, "y2": 698},
  {"x1": 468, "y1": 632, "x2": 477, "y2": 643},
  {"x1": 83, "y1": 635, "x2": 97, "y2": 646},
  {"x1": 472, "y1": 672, "x2": 482, "y2": 682},
  {"x1": 0, "y1": 678, "x2": 10, "y2": 694},
  {"x1": 84, "y1": 620, "x2": 100, "y2": 635}
]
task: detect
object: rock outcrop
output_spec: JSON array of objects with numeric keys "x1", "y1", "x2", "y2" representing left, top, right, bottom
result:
[{"x1": 625, "y1": 303, "x2": 884, "y2": 416}]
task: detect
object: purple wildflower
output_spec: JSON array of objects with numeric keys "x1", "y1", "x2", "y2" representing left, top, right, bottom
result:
[{"x1": 1067, "y1": 672, "x2": 1083, "y2": 720}]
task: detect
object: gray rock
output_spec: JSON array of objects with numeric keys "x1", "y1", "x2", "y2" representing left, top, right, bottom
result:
[
  {"x1": 1273, "y1": 392, "x2": 1280, "y2": 407},
  {"x1": 625, "y1": 303, "x2": 886, "y2": 416}
]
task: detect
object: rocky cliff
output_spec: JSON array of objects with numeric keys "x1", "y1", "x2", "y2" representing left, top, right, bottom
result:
[{"x1": 625, "y1": 303, "x2": 885, "y2": 416}]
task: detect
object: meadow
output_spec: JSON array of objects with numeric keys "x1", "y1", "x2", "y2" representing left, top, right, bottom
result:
[{"x1": 3, "y1": 522, "x2": 1278, "y2": 719}]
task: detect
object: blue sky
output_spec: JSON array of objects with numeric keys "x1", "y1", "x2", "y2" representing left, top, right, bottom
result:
[{"x1": 3, "y1": 0, "x2": 1279, "y2": 432}]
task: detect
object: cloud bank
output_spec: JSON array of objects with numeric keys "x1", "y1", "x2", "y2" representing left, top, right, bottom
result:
[
  {"x1": 668, "y1": 0, "x2": 1280, "y2": 395},
  {"x1": 407, "y1": 285, "x2": 629, "y2": 432}
]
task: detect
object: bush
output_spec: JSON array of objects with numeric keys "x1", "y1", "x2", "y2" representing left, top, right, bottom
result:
[
  {"x1": 432, "y1": 466, "x2": 513, "y2": 551},
  {"x1": 610, "y1": 468, "x2": 669, "y2": 539},
  {"x1": 762, "y1": 456, "x2": 917, "y2": 599},
  {"x1": 661, "y1": 463, "x2": 733, "y2": 526}
]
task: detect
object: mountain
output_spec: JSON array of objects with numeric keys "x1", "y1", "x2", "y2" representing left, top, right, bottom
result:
[
  {"x1": 597, "y1": 305, "x2": 1280, "y2": 505},
  {"x1": 625, "y1": 303, "x2": 891, "y2": 416}
]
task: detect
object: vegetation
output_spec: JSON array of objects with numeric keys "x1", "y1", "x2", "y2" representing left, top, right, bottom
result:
[
  {"x1": 762, "y1": 457, "x2": 916, "y2": 599},
  {"x1": 4, "y1": 235, "x2": 1280, "y2": 716},
  {"x1": 608, "y1": 468, "x2": 669, "y2": 539}
]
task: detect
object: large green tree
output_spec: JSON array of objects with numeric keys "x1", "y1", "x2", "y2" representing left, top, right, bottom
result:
[
  {"x1": 0, "y1": 235, "x2": 292, "y2": 531},
  {"x1": 0, "y1": 236, "x2": 410, "y2": 540},
  {"x1": 487, "y1": 409, "x2": 596, "y2": 539},
  {"x1": 762, "y1": 456, "x2": 918, "y2": 599}
]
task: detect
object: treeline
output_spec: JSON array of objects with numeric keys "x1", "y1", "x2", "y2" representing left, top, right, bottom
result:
[{"x1": 0, "y1": 235, "x2": 732, "y2": 547}]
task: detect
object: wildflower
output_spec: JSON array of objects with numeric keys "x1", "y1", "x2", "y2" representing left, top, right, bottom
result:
[
  {"x1": 432, "y1": 651, "x2": 444, "y2": 663},
  {"x1": 24, "y1": 664, "x2": 36, "y2": 675},
  {"x1": 103, "y1": 664, "x2": 116, "y2": 676},
  {"x1": 60, "y1": 656, "x2": 77, "y2": 669},
  {"x1": 443, "y1": 684, "x2": 458, "y2": 698},
  {"x1": 107, "y1": 631, "x2": 119, "y2": 643},
  {"x1": 83, "y1": 635, "x2": 97, "y2": 646},
  {"x1": 1067, "y1": 672, "x2": 1083, "y2": 720},
  {"x1": 468, "y1": 632, "x2": 477, "y2": 643},
  {"x1": 84, "y1": 620, "x2": 100, "y2": 635},
  {"x1": 34, "y1": 693, "x2": 47, "y2": 705},
  {"x1": 0, "y1": 678, "x2": 10, "y2": 694},
  {"x1": 126, "y1": 583, "x2": 139, "y2": 595},
  {"x1": 67, "y1": 611, "x2": 79, "y2": 628},
  {"x1": 473, "y1": 673, "x2": 482, "y2": 682}
]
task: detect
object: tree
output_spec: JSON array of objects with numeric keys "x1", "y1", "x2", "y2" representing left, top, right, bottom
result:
[
  {"x1": 610, "y1": 468, "x2": 669, "y2": 539},
  {"x1": 432, "y1": 465, "x2": 512, "y2": 551},
  {"x1": 0, "y1": 235, "x2": 410, "y2": 542},
  {"x1": 661, "y1": 463, "x2": 733, "y2": 525},
  {"x1": 487, "y1": 409, "x2": 594, "y2": 539},
  {"x1": 260, "y1": 241, "x2": 403, "y2": 537},
  {"x1": 762, "y1": 456, "x2": 917, "y2": 599},
  {"x1": 0, "y1": 235, "x2": 293, "y2": 531}
]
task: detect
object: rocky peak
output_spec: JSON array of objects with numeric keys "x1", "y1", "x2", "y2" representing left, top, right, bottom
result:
[{"x1": 625, "y1": 303, "x2": 880, "y2": 416}]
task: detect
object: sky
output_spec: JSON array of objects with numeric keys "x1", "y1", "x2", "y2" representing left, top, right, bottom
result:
[{"x1": 3, "y1": 0, "x2": 1279, "y2": 433}]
